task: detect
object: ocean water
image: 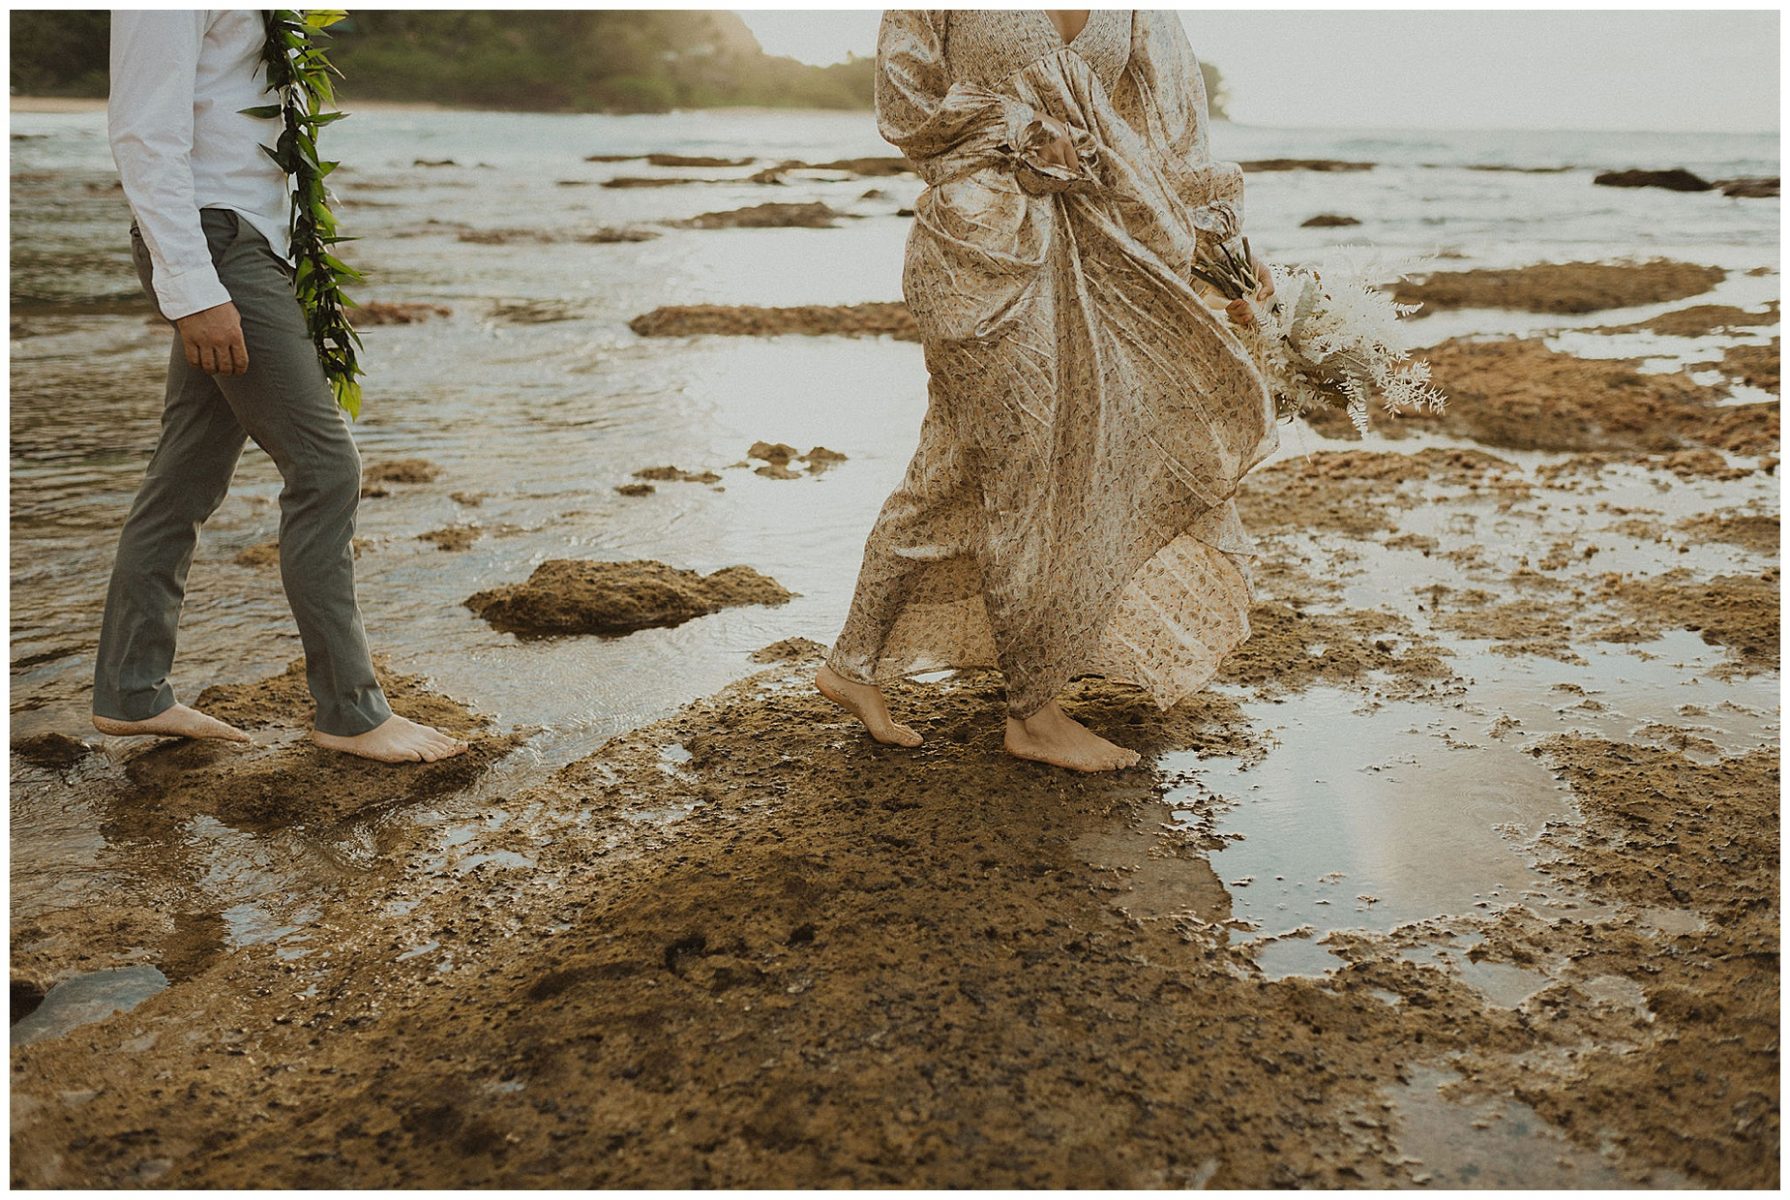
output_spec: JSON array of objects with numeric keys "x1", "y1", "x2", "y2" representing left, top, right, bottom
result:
[
  {"x1": 11, "y1": 111, "x2": 1779, "y2": 691},
  {"x1": 10, "y1": 104, "x2": 1778, "y2": 736}
]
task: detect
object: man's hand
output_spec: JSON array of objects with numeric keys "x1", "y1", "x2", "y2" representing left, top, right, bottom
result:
[{"x1": 175, "y1": 301, "x2": 249, "y2": 376}]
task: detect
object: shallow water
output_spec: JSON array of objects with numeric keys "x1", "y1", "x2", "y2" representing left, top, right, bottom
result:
[
  {"x1": 1384, "y1": 1062, "x2": 1690, "y2": 1188},
  {"x1": 10, "y1": 107, "x2": 1777, "y2": 737},
  {"x1": 1176, "y1": 630, "x2": 1779, "y2": 980},
  {"x1": 9, "y1": 106, "x2": 1780, "y2": 1086},
  {"x1": 11, "y1": 964, "x2": 168, "y2": 1046}
]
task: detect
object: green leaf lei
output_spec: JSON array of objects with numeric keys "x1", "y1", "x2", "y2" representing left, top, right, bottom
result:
[{"x1": 242, "y1": 9, "x2": 364, "y2": 418}]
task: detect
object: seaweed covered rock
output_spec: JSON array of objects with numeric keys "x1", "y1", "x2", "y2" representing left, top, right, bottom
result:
[{"x1": 467, "y1": 560, "x2": 792, "y2": 636}]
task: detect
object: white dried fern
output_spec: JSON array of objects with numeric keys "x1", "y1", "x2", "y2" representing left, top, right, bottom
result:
[{"x1": 1221, "y1": 243, "x2": 1449, "y2": 435}]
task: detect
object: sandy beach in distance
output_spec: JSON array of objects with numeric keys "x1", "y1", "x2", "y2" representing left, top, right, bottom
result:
[{"x1": 9, "y1": 100, "x2": 1780, "y2": 1187}]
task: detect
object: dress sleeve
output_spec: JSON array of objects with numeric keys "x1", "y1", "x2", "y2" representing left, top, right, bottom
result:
[
  {"x1": 107, "y1": 10, "x2": 232, "y2": 320},
  {"x1": 1123, "y1": 11, "x2": 1246, "y2": 249},
  {"x1": 876, "y1": 10, "x2": 1049, "y2": 181}
]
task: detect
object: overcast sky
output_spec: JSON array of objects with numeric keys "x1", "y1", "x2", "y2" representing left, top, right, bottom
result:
[{"x1": 736, "y1": 8, "x2": 1780, "y2": 133}]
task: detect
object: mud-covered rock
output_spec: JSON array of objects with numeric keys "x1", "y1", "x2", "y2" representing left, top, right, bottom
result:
[
  {"x1": 628, "y1": 303, "x2": 918, "y2": 341},
  {"x1": 645, "y1": 154, "x2": 753, "y2": 168},
  {"x1": 356, "y1": 301, "x2": 453, "y2": 325},
  {"x1": 1306, "y1": 337, "x2": 1776, "y2": 455},
  {"x1": 1592, "y1": 168, "x2": 1714, "y2": 192},
  {"x1": 1394, "y1": 260, "x2": 1724, "y2": 315},
  {"x1": 12, "y1": 732, "x2": 94, "y2": 771},
  {"x1": 750, "y1": 636, "x2": 826, "y2": 663},
  {"x1": 1717, "y1": 176, "x2": 1779, "y2": 199},
  {"x1": 633, "y1": 465, "x2": 722, "y2": 484},
  {"x1": 1594, "y1": 301, "x2": 1778, "y2": 337},
  {"x1": 1241, "y1": 158, "x2": 1374, "y2": 172},
  {"x1": 679, "y1": 202, "x2": 843, "y2": 229},
  {"x1": 466, "y1": 560, "x2": 793, "y2": 636},
  {"x1": 363, "y1": 459, "x2": 442, "y2": 485},
  {"x1": 418, "y1": 525, "x2": 481, "y2": 552}
]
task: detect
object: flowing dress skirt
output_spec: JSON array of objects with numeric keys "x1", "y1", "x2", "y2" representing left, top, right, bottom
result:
[{"x1": 828, "y1": 12, "x2": 1279, "y2": 719}]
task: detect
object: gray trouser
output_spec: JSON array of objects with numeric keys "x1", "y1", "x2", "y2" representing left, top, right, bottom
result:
[{"x1": 92, "y1": 207, "x2": 392, "y2": 737}]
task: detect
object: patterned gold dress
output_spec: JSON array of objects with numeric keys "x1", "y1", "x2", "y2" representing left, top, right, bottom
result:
[{"x1": 826, "y1": 9, "x2": 1279, "y2": 719}]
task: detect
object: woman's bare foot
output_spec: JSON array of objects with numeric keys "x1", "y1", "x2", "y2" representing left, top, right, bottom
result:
[
  {"x1": 1005, "y1": 701, "x2": 1140, "y2": 772},
  {"x1": 92, "y1": 704, "x2": 251, "y2": 743},
  {"x1": 815, "y1": 663, "x2": 923, "y2": 747},
  {"x1": 311, "y1": 714, "x2": 468, "y2": 764}
]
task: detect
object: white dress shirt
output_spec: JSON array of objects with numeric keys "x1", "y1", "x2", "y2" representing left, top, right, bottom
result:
[{"x1": 108, "y1": 10, "x2": 293, "y2": 320}]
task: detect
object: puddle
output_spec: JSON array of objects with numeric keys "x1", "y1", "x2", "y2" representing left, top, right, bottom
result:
[
  {"x1": 1251, "y1": 934, "x2": 1342, "y2": 980},
  {"x1": 1570, "y1": 973, "x2": 1655, "y2": 1024},
  {"x1": 1387, "y1": 1063, "x2": 1688, "y2": 1187},
  {"x1": 621, "y1": 801, "x2": 703, "y2": 827},
  {"x1": 1182, "y1": 632, "x2": 1776, "y2": 983},
  {"x1": 11, "y1": 965, "x2": 169, "y2": 1047},
  {"x1": 1169, "y1": 686, "x2": 1575, "y2": 944},
  {"x1": 453, "y1": 849, "x2": 536, "y2": 875},
  {"x1": 1636, "y1": 907, "x2": 1708, "y2": 936},
  {"x1": 222, "y1": 900, "x2": 321, "y2": 950},
  {"x1": 1400, "y1": 944, "x2": 1550, "y2": 1008}
]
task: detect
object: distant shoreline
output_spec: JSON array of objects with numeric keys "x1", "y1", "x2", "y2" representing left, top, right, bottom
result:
[
  {"x1": 10, "y1": 95, "x2": 454, "y2": 115},
  {"x1": 10, "y1": 95, "x2": 1771, "y2": 139}
]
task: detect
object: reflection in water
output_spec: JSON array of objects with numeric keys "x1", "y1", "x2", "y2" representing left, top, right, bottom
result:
[
  {"x1": 1170, "y1": 634, "x2": 1776, "y2": 977},
  {"x1": 1386, "y1": 1063, "x2": 1688, "y2": 1188},
  {"x1": 11, "y1": 965, "x2": 169, "y2": 1046}
]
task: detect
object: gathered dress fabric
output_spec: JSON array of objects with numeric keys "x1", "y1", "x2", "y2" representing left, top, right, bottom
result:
[{"x1": 826, "y1": 9, "x2": 1280, "y2": 719}]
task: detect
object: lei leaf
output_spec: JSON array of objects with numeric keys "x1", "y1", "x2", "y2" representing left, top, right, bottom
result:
[{"x1": 244, "y1": 9, "x2": 364, "y2": 418}]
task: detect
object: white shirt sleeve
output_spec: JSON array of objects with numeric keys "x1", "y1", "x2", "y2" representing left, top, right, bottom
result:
[{"x1": 108, "y1": 10, "x2": 233, "y2": 321}]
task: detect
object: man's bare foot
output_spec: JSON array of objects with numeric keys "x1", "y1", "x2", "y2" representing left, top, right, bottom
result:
[
  {"x1": 311, "y1": 714, "x2": 468, "y2": 764},
  {"x1": 1005, "y1": 701, "x2": 1140, "y2": 772},
  {"x1": 816, "y1": 663, "x2": 923, "y2": 747},
  {"x1": 92, "y1": 704, "x2": 251, "y2": 743}
]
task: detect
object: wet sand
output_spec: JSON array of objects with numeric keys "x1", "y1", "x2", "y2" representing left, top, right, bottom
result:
[
  {"x1": 9, "y1": 124, "x2": 1780, "y2": 1188},
  {"x1": 10, "y1": 600, "x2": 1776, "y2": 1186}
]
